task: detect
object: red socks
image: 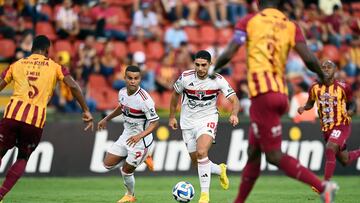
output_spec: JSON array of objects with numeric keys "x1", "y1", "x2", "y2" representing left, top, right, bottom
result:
[
  {"x1": 324, "y1": 148, "x2": 336, "y2": 180},
  {"x1": 348, "y1": 149, "x2": 360, "y2": 164},
  {"x1": 0, "y1": 159, "x2": 27, "y2": 199},
  {"x1": 234, "y1": 161, "x2": 261, "y2": 203}
]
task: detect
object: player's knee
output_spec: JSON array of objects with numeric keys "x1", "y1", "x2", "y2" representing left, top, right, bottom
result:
[
  {"x1": 326, "y1": 142, "x2": 339, "y2": 152},
  {"x1": 103, "y1": 163, "x2": 115, "y2": 170},
  {"x1": 337, "y1": 155, "x2": 349, "y2": 166},
  {"x1": 265, "y1": 153, "x2": 280, "y2": 166}
]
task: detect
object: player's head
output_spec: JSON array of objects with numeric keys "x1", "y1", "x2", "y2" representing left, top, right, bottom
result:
[
  {"x1": 321, "y1": 60, "x2": 337, "y2": 81},
  {"x1": 258, "y1": 0, "x2": 280, "y2": 9},
  {"x1": 194, "y1": 50, "x2": 211, "y2": 79},
  {"x1": 125, "y1": 65, "x2": 141, "y2": 92},
  {"x1": 31, "y1": 35, "x2": 51, "y2": 56}
]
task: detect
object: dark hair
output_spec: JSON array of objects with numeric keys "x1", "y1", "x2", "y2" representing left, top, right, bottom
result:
[
  {"x1": 126, "y1": 65, "x2": 141, "y2": 73},
  {"x1": 194, "y1": 50, "x2": 211, "y2": 62},
  {"x1": 31, "y1": 35, "x2": 50, "y2": 53},
  {"x1": 259, "y1": 0, "x2": 281, "y2": 8}
]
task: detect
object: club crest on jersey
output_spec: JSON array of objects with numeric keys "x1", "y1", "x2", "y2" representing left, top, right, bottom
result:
[
  {"x1": 124, "y1": 107, "x2": 130, "y2": 115},
  {"x1": 196, "y1": 90, "x2": 205, "y2": 100}
]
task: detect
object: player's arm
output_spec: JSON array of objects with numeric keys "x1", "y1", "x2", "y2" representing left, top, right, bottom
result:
[
  {"x1": 97, "y1": 104, "x2": 122, "y2": 130},
  {"x1": 63, "y1": 75, "x2": 93, "y2": 131},
  {"x1": 126, "y1": 119, "x2": 159, "y2": 147},
  {"x1": 0, "y1": 78, "x2": 8, "y2": 92},
  {"x1": 214, "y1": 41, "x2": 241, "y2": 73},
  {"x1": 298, "y1": 97, "x2": 315, "y2": 115},
  {"x1": 346, "y1": 99, "x2": 357, "y2": 117},
  {"x1": 169, "y1": 91, "x2": 180, "y2": 130},
  {"x1": 227, "y1": 94, "x2": 240, "y2": 126},
  {"x1": 294, "y1": 43, "x2": 324, "y2": 81}
]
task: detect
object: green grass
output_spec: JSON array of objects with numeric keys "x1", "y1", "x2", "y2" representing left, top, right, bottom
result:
[{"x1": 2, "y1": 176, "x2": 359, "y2": 203}]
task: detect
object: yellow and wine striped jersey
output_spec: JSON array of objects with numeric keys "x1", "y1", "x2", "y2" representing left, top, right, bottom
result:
[
  {"x1": 1, "y1": 54, "x2": 70, "y2": 128},
  {"x1": 235, "y1": 8, "x2": 305, "y2": 98},
  {"x1": 309, "y1": 81, "x2": 352, "y2": 132}
]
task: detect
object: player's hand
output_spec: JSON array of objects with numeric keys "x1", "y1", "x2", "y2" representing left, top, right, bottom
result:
[
  {"x1": 297, "y1": 106, "x2": 305, "y2": 115},
  {"x1": 82, "y1": 111, "x2": 94, "y2": 131},
  {"x1": 127, "y1": 134, "x2": 142, "y2": 147},
  {"x1": 229, "y1": 114, "x2": 239, "y2": 127},
  {"x1": 169, "y1": 117, "x2": 178, "y2": 130},
  {"x1": 97, "y1": 119, "x2": 107, "y2": 131}
]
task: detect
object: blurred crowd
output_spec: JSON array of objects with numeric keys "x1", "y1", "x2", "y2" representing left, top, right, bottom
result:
[{"x1": 0, "y1": 0, "x2": 359, "y2": 121}]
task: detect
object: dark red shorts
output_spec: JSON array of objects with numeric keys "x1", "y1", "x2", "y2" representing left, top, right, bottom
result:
[
  {"x1": 249, "y1": 92, "x2": 289, "y2": 152},
  {"x1": 323, "y1": 125, "x2": 351, "y2": 151},
  {"x1": 0, "y1": 118, "x2": 43, "y2": 157}
]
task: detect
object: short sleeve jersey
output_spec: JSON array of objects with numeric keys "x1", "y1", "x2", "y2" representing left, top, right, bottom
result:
[
  {"x1": 234, "y1": 8, "x2": 305, "y2": 98},
  {"x1": 173, "y1": 70, "x2": 235, "y2": 129},
  {"x1": 1, "y1": 54, "x2": 70, "y2": 128},
  {"x1": 118, "y1": 87, "x2": 159, "y2": 147}
]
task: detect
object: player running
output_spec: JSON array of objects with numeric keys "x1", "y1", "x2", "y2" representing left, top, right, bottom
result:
[
  {"x1": 169, "y1": 50, "x2": 240, "y2": 203},
  {"x1": 213, "y1": 0, "x2": 338, "y2": 202},
  {"x1": 0, "y1": 35, "x2": 94, "y2": 202},
  {"x1": 97, "y1": 65, "x2": 159, "y2": 203},
  {"x1": 298, "y1": 60, "x2": 360, "y2": 183}
]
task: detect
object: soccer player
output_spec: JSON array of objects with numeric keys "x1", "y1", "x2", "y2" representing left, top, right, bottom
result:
[
  {"x1": 213, "y1": 0, "x2": 339, "y2": 202},
  {"x1": 0, "y1": 35, "x2": 94, "y2": 202},
  {"x1": 169, "y1": 50, "x2": 240, "y2": 203},
  {"x1": 97, "y1": 65, "x2": 159, "y2": 203},
  {"x1": 298, "y1": 60, "x2": 360, "y2": 182}
]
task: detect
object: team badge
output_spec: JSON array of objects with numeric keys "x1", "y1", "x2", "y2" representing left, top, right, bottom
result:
[{"x1": 196, "y1": 90, "x2": 205, "y2": 100}]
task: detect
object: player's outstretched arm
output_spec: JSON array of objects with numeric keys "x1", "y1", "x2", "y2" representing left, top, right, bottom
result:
[
  {"x1": 169, "y1": 91, "x2": 180, "y2": 130},
  {"x1": 63, "y1": 75, "x2": 94, "y2": 131},
  {"x1": 294, "y1": 42, "x2": 324, "y2": 82},
  {"x1": 97, "y1": 104, "x2": 122, "y2": 131},
  {"x1": 227, "y1": 94, "x2": 240, "y2": 127},
  {"x1": 298, "y1": 97, "x2": 315, "y2": 115},
  {"x1": 214, "y1": 41, "x2": 241, "y2": 74},
  {"x1": 127, "y1": 120, "x2": 159, "y2": 147},
  {"x1": 0, "y1": 78, "x2": 8, "y2": 92}
]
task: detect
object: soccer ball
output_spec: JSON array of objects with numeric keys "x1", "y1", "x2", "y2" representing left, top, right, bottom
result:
[{"x1": 172, "y1": 181, "x2": 195, "y2": 202}]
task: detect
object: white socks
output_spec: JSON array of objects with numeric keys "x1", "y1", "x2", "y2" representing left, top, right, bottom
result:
[
  {"x1": 121, "y1": 168, "x2": 135, "y2": 195},
  {"x1": 211, "y1": 161, "x2": 221, "y2": 175},
  {"x1": 198, "y1": 157, "x2": 211, "y2": 193}
]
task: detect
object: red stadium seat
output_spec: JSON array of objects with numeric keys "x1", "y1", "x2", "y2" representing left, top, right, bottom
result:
[
  {"x1": 128, "y1": 40, "x2": 145, "y2": 54},
  {"x1": 217, "y1": 28, "x2": 233, "y2": 45},
  {"x1": 113, "y1": 6, "x2": 131, "y2": 25},
  {"x1": 321, "y1": 45, "x2": 340, "y2": 63},
  {"x1": 146, "y1": 60, "x2": 159, "y2": 71},
  {"x1": 199, "y1": 25, "x2": 217, "y2": 44},
  {"x1": 231, "y1": 46, "x2": 246, "y2": 63},
  {"x1": 184, "y1": 27, "x2": 200, "y2": 44},
  {"x1": 54, "y1": 40, "x2": 75, "y2": 57},
  {"x1": 232, "y1": 62, "x2": 247, "y2": 81},
  {"x1": 0, "y1": 39, "x2": 15, "y2": 59},
  {"x1": 88, "y1": 74, "x2": 118, "y2": 110},
  {"x1": 107, "y1": 0, "x2": 133, "y2": 6},
  {"x1": 36, "y1": 22, "x2": 57, "y2": 40},
  {"x1": 113, "y1": 41, "x2": 128, "y2": 58},
  {"x1": 41, "y1": 4, "x2": 53, "y2": 21},
  {"x1": 146, "y1": 41, "x2": 164, "y2": 60}
]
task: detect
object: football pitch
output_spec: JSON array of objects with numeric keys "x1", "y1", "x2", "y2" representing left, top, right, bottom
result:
[{"x1": 2, "y1": 176, "x2": 359, "y2": 203}]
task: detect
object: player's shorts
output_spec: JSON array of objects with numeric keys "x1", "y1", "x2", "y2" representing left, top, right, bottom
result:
[
  {"x1": 182, "y1": 116, "x2": 218, "y2": 153},
  {"x1": 323, "y1": 124, "x2": 351, "y2": 151},
  {"x1": 107, "y1": 136, "x2": 153, "y2": 167},
  {"x1": 0, "y1": 118, "x2": 43, "y2": 157},
  {"x1": 249, "y1": 92, "x2": 288, "y2": 152}
]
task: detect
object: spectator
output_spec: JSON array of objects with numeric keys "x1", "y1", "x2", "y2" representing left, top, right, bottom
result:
[
  {"x1": 288, "y1": 81, "x2": 317, "y2": 123},
  {"x1": 15, "y1": 31, "x2": 34, "y2": 60},
  {"x1": 175, "y1": 41, "x2": 194, "y2": 73},
  {"x1": 55, "y1": 0, "x2": 80, "y2": 39},
  {"x1": 164, "y1": 20, "x2": 188, "y2": 51},
  {"x1": 228, "y1": 0, "x2": 247, "y2": 25},
  {"x1": 319, "y1": 0, "x2": 341, "y2": 16},
  {"x1": 162, "y1": 0, "x2": 199, "y2": 26},
  {"x1": 131, "y1": 2, "x2": 162, "y2": 41},
  {"x1": 77, "y1": 3, "x2": 96, "y2": 40},
  {"x1": 75, "y1": 34, "x2": 100, "y2": 82},
  {"x1": 20, "y1": 1, "x2": 49, "y2": 23},
  {"x1": 326, "y1": 5, "x2": 351, "y2": 48},
  {"x1": 133, "y1": 51, "x2": 156, "y2": 92},
  {"x1": 0, "y1": 0, "x2": 26, "y2": 39},
  {"x1": 92, "y1": 0, "x2": 127, "y2": 41},
  {"x1": 99, "y1": 41, "x2": 118, "y2": 79},
  {"x1": 200, "y1": 0, "x2": 230, "y2": 28},
  {"x1": 155, "y1": 53, "x2": 179, "y2": 94}
]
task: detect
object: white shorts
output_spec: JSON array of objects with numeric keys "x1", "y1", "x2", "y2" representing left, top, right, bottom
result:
[
  {"x1": 182, "y1": 120, "x2": 218, "y2": 153},
  {"x1": 107, "y1": 137, "x2": 153, "y2": 167}
]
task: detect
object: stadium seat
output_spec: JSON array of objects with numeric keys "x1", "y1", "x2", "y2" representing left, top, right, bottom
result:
[
  {"x1": 184, "y1": 27, "x2": 200, "y2": 44},
  {"x1": 231, "y1": 46, "x2": 246, "y2": 63},
  {"x1": 199, "y1": 25, "x2": 217, "y2": 44},
  {"x1": 107, "y1": 0, "x2": 133, "y2": 6},
  {"x1": 113, "y1": 6, "x2": 131, "y2": 25},
  {"x1": 54, "y1": 40, "x2": 75, "y2": 57},
  {"x1": 217, "y1": 28, "x2": 233, "y2": 45},
  {"x1": 322, "y1": 45, "x2": 340, "y2": 63},
  {"x1": 128, "y1": 40, "x2": 145, "y2": 54},
  {"x1": 88, "y1": 74, "x2": 118, "y2": 110},
  {"x1": 113, "y1": 41, "x2": 128, "y2": 58},
  {"x1": 0, "y1": 39, "x2": 16, "y2": 59},
  {"x1": 146, "y1": 41, "x2": 164, "y2": 60},
  {"x1": 35, "y1": 22, "x2": 57, "y2": 40},
  {"x1": 41, "y1": 4, "x2": 53, "y2": 21},
  {"x1": 94, "y1": 42, "x2": 105, "y2": 54},
  {"x1": 232, "y1": 62, "x2": 247, "y2": 81},
  {"x1": 146, "y1": 60, "x2": 159, "y2": 71}
]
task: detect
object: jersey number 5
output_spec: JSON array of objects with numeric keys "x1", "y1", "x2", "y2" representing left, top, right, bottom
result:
[{"x1": 27, "y1": 77, "x2": 39, "y2": 99}]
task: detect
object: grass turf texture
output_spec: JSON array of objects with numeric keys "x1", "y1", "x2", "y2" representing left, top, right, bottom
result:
[{"x1": 2, "y1": 176, "x2": 359, "y2": 203}]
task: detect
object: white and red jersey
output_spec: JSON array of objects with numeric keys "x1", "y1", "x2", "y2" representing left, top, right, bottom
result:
[
  {"x1": 173, "y1": 70, "x2": 236, "y2": 129},
  {"x1": 118, "y1": 87, "x2": 159, "y2": 148}
]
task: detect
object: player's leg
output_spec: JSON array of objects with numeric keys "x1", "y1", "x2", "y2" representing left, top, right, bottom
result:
[
  {"x1": 0, "y1": 121, "x2": 42, "y2": 200},
  {"x1": 189, "y1": 152, "x2": 222, "y2": 176},
  {"x1": 336, "y1": 148, "x2": 360, "y2": 166},
  {"x1": 103, "y1": 152, "x2": 126, "y2": 170},
  {"x1": 196, "y1": 134, "x2": 213, "y2": 203},
  {"x1": 324, "y1": 141, "x2": 340, "y2": 180},
  {"x1": 234, "y1": 144, "x2": 261, "y2": 203}
]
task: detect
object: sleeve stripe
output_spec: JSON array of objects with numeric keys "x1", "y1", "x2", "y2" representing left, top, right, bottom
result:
[
  {"x1": 225, "y1": 92, "x2": 236, "y2": 98},
  {"x1": 173, "y1": 84, "x2": 181, "y2": 93},
  {"x1": 148, "y1": 116, "x2": 159, "y2": 122}
]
